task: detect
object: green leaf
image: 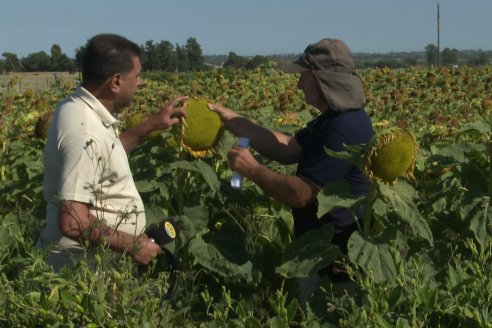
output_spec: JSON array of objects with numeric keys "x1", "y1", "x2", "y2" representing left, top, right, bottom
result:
[
  {"x1": 395, "y1": 317, "x2": 412, "y2": 328},
  {"x1": 193, "y1": 160, "x2": 220, "y2": 191},
  {"x1": 317, "y1": 180, "x2": 365, "y2": 216},
  {"x1": 127, "y1": 284, "x2": 150, "y2": 300},
  {"x1": 348, "y1": 232, "x2": 397, "y2": 283},
  {"x1": 171, "y1": 160, "x2": 220, "y2": 191},
  {"x1": 59, "y1": 290, "x2": 77, "y2": 306},
  {"x1": 48, "y1": 286, "x2": 59, "y2": 305},
  {"x1": 429, "y1": 142, "x2": 478, "y2": 163},
  {"x1": 203, "y1": 223, "x2": 248, "y2": 264},
  {"x1": 189, "y1": 233, "x2": 253, "y2": 281},
  {"x1": 268, "y1": 317, "x2": 289, "y2": 328},
  {"x1": 178, "y1": 205, "x2": 209, "y2": 244},
  {"x1": 170, "y1": 160, "x2": 199, "y2": 172},
  {"x1": 323, "y1": 144, "x2": 364, "y2": 167},
  {"x1": 89, "y1": 301, "x2": 104, "y2": 322},
  {"x1": 135, "y1": 179, "x2": 158, "y2": 192},
  {"x1": 276, "y1": 224, "x2": 341, "y2": 278},
  {"x1": 96, "y1": 278, "x2": 105, "y2": 303},
  {"x1": 457, "y1": 120, "x2": 492, "y2": 136},
  {"x1": 380, "y1": 181, "x2": 433, "y2": 244},
  {"x1": 244, "y1": 317, "x2": 263, "y2": 328},
  {"x1": 286, "y1": 298, "x2": 298, "y2": 323},
  {"x1": 374, "y1": 313, "x2": 392, "y2": 328},
  {"x1": 467, "y1": 196, "x2": 491, "y2": 251},
  {"x1": 144, "y1": 206, "x2": 168, "y2": 225}
]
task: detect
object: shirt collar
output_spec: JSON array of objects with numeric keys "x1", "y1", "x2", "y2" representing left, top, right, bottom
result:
[{"x1": 74, "y1": 85, "x2": 119, "y2": 129}]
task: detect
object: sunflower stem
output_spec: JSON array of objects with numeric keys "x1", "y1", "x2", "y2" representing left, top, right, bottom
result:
[
  {"x1": 362, "y1": 182, "x2": 378, "y2": 236},
  {"x1": 175, "y1": 150, "x2": 187, "y2": 215}
]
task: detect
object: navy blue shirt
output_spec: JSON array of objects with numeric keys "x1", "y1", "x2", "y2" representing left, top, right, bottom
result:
[{"x1": 292, "y1": 108, "x2": 374, "y2": 249}]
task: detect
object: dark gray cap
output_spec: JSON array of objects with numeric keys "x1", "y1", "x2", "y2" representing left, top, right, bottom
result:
[{"x1": 281, "y1": 38, "x2": 366, "y2": 112}]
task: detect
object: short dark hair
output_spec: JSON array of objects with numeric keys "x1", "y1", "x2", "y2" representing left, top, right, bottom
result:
[{"x1": 81, "y1": 33, "x2": 141, "y2": 85}]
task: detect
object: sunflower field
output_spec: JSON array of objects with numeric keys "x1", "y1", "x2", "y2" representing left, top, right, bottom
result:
[{"x1": 1, "y1": 62, "x2": 492, "y2": 327}]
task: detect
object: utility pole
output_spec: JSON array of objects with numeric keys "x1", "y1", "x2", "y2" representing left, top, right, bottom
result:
[{"x1": 437, "y1": 1, "x2": 441, "y2": 67}]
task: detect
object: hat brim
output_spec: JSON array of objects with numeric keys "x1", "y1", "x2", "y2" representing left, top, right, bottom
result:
[{"x1": 280, "y1": 61, "x2": 310, "y2": 73}]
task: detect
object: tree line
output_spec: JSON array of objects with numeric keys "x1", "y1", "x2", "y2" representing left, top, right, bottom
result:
[
  {"x1": 0, "y1": 37, "x2": 208, "y2": 74},
  {"x1": 1, "y1": 38, "x2": 490, "y2": 73}
]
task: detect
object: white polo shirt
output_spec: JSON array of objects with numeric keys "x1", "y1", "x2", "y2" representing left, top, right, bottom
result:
[{"x1": 39, "y1": 86, "x2": 146, "y2": 251}]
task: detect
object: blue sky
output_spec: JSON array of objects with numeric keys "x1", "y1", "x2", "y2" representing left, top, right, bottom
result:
[{"x1": 1, "y1": 0, "x2": 490, "y2": 58}]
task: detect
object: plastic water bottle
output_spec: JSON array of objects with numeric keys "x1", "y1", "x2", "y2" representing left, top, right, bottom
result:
[{"x1": 230, "y1": 137, "x2": 250, "y2": 190}]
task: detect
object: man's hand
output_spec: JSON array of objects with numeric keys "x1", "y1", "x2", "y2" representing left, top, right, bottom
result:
[
  {"x1": 153, "y1": 95, "x2": 188, "y2": 130},
  {"x1": 208, "y1": 102, "x2": 241, "y2": 125},
  {"x1": 119, "y1": 95, "x2": 188, "y2": 152},
  {"x1": 131, "y1": 234, "x2": 162, "y2": 266},
  {"x1": 227, "y1": 146, "x2": 260, "y2": 179}
]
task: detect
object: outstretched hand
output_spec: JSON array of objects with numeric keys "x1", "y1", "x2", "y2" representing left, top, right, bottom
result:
[
  {"x1": 208, "y1": 102, "x2": 240, "y2": 124},
  {"x1": 154, "y1": 95, "x2": 188, "y2": 130}
]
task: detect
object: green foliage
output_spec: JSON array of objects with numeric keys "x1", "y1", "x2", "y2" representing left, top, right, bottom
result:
[
  {"x1": 1, "y1": 65, "x2": 492, "y2": 326},
  {"x1": 141, "y1": 40, "x2": 178, "y2": 72},
  {"x1": 1, "y1": 52, "x2": 21, "y2": 72},
  {"x1": 21, "y1": 51, "x2": 52, "y2": 71},
  {"x1": 224, "y1": 52, "x2": 272, "y2": 70}
]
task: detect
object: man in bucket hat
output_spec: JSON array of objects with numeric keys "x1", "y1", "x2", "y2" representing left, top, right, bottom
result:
[
  {"x1": 281, "y1": 38, "x2": 366, "y2": 111},
  {"x1": 209, "y1": 38, "x2": 373, "y2": 306}
]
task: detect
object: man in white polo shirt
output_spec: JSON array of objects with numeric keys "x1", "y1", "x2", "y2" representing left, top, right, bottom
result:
[{"x1": 37, "y1": 33, "x2": 187, "y2": 271}]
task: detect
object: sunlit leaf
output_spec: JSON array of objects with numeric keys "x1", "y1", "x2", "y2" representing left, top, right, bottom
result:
[
  {"x1": 379, "y1": 181, "x2": 433, "y2": 244},
  {"x1": 348, "y1": 232, "x2": 396, "y2": 283}
]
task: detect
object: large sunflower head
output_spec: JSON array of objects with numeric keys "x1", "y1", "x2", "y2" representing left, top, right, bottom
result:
[
  {"x1": 363, "y1": 128, "x2": 417, "y2": 185},
  {"x1": 180, "y1": 97, "x2": 224, "y2": 158}
]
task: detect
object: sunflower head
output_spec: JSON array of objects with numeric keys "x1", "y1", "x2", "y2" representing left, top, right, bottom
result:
[
  {"x1": 34, "y1": 111, "x2": 53, "y2": 139},
  {"x1": 363, "y1": 128, "x2": 417, "y2": 185},
  {"x1": 180, "y1": 97, "x2": 224, "y2": 158}
]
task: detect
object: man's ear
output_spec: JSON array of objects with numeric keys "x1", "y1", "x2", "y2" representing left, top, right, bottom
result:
[{"x1": 109, "y1": 73, "x2": 122, "y2": 93}]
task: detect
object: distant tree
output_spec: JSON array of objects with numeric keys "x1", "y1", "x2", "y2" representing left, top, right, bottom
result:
[
  {"x1": 142, "y1": 40, "x2": 179, "y2": 71},
  {"x1": 441, "y1": 47, "x2": 458, "y2": 66},
  {"x1": 21, "y1": 51, "x2": 51, "y2": 71},
  {"x1": 245, "y1": 55, "x2": 269, "y2": 70},
  {"x1": 467, "y1": 51, "x2": 490, "y2": 66},
  {"x1": 175, "y1": 44, "x2": 189, "y2": 72},
  {"x1": 2, "y1": 52, "x2": 21, "y2": 72},
  {"x1": 50, "y1": 44, "x2": 75, "y2": 72},
  {"x1": 184, "y1": 37, "x2": 204, "y2": 71},
  {"x1": 141, "y1": 40, "x2": 159, "y2": 71},
  {"x1": 403, "y1": 57, "x2": 418, "y2": 66},
  {"x1": 373, "y1": 58, "x2": 404, "y2": 69},
  {"x1": 50, "y1": 44, "x2": 63, "y2": 70},
  {"x1": 425, "y1": 44, "x2": 438, "y2": 66},
  {"x1": 223, "y1": 51, "x2": 248, "y2": 69},
  {"x1": 158, "y1": 41, "x2": 178, "y2": 71},
  {"x1": 0, "y1": 59, "x2": 5, "y2": 73},
  {"x1": 74, "y1": 45, "x2": 86, "y2": 70}
]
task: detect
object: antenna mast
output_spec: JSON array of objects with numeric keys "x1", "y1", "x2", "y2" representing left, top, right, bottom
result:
[{"x1": 437, "y1": 1, "x2": 441, "y2": 67}]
